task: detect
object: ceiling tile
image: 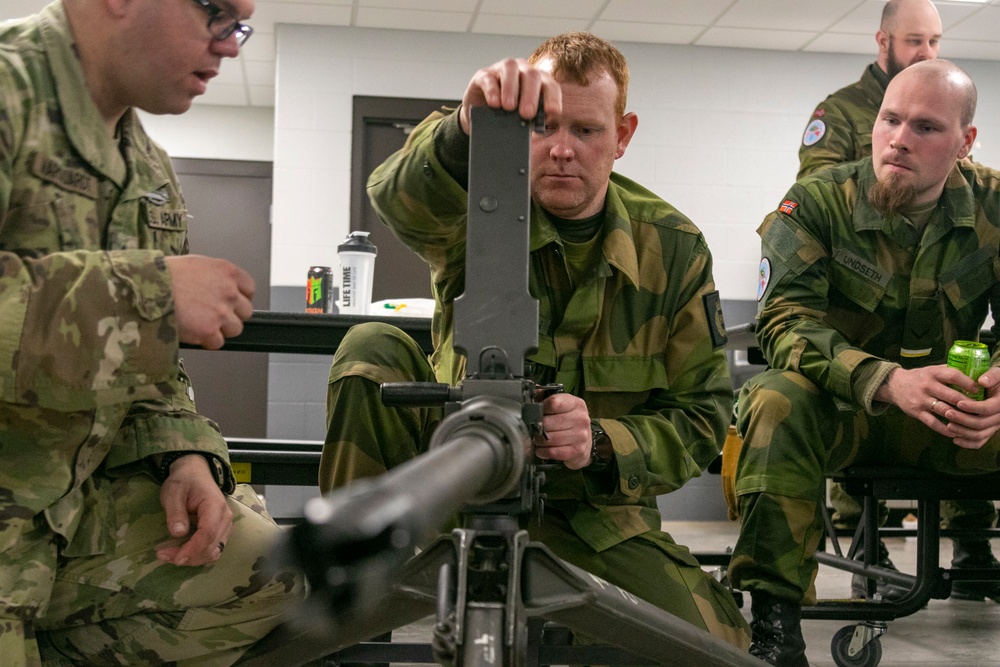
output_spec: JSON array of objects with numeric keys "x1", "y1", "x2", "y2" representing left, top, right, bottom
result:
[
  {"x1": 825, "y1": 1, "x2": 885, "y2": 34},
  {"x1": 803, "y1": 32, "x2": 878, "y2": 55},
  {"x1": 356, "y1": 7, "x2": 472, "y2": 31},
  {"x1": 244, "y1": 60, "x2": 278, "y2": 86},
  {"x1": 696, "y1": 26, "x2": 817, "y2": 51},
  {"x1": 716, "y1": 0, "x2": 866, "y2": 32},
  {"x1": 592, "y1": 21, "x2": 704, "y2": 45},
  {"x1": 472, "y1": 14, "x2": 589, "y2": 38},
  {"x1": 478, "y1": 0, "x2": 607, "y2": 19},
  {"x1": 599, "y1": 0, "x2": 734, "y2": 25},
  {"x1": 250, "y1": 2, "x2": 352, "y2": 34},
  {"x1": 945, "y1": 5, "x2": 1000, "y2": 39},
  {"x1": 360, "y1": 0, "x2": 478, "y2": 9},
  {"x1": 196, "y1": 83, "x2": 250, "y2": 106},
  {"x1": 249, "y1": 85, "x2": 277, "y2": 107}
]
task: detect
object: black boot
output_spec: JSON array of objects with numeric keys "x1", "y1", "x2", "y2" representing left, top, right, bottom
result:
[
  {"x1": 950, "y1": 539, "x2": 1000, "y2": 602},
  {"x1": 850, "y1": 538, "x2": 909, "y2": 601},
  {"x1": 748, "y1": 591, "x2": 810, "y2": 667}
]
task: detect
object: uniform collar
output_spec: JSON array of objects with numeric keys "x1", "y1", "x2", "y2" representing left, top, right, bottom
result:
[
  {"x1": 528, "y1": 173, "x2": 641, "y2": 289},
  {"x1": 37, "y1": 2, "x2": 128, "y2": 186},
  {"x1": 854, "y1": 159, "x2": 977, "y2": 244}
]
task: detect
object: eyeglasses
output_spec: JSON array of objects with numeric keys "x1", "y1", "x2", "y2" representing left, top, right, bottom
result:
[{"x1": 191, "y1": 0, "x2": 254, "y2": 48}]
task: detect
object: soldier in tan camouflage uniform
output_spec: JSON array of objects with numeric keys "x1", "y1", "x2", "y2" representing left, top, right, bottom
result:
[
  {"x1": 0, "y1": 1, "x2": 304, "y2": 665},
  {"x1": 733, "y1": 60, "x2": 1000, "y2": 667},
  {"x1": 796, "y1": 0, "x2": 1000, "y2": 603},
  {"x1": 322, "y1": 33, "x2": 751, "y2": 648}
]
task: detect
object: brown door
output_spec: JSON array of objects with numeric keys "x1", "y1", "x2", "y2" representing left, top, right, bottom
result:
[
  {"x1": 173, "y1": 158, "x2": 272, "y2": 438},
  {"x1": 351, "y1": 96, "x2": 459, "y2": 303}
]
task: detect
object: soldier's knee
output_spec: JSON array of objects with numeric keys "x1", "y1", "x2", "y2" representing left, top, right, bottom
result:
[
  {"x1": 738, "y1": 369, "x2": 825, "y2": 431},
  {"x1": 330, "y1": 322, "x2": 431, "y2": 386}
]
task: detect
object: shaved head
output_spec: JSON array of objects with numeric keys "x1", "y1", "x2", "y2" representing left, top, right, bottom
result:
[
  {"x1": 896, "y1": 59, "x2": 977, "y2": 126},
  {"x1": 877, "y1": 0, "x2": 942, "y2": 79}
]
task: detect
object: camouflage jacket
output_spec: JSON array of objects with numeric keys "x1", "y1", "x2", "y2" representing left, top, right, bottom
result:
[
  {"x1": 797, "y1": 63, "x2": 888, "y2": 180},
  {"x1": 0, "y1": 3, "x2": 233, "y2": 558},
  {"x1": 756, "y1": 158, "x2": 1000, "y2": 413},
  {"x1": 367, "y1": 110, "x2": 732, "y2": 551}
]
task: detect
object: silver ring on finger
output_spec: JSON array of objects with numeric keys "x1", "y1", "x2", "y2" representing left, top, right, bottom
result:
[{"x1": 930, "y1": 399, "x2": 939, "y2": 412}]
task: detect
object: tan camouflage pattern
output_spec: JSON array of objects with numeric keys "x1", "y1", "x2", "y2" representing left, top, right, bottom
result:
[
  {"x1": 797, "y1": 63, "x2": 888, "y2": 180},
  {"x1": 730, "y1": 158, "x2": 1000, "y2": 603},
  {"x1": 1, "y1": 4, "x2": 303, "y2": 663},
  {"x1": 322, "y1": 107, "x2": 750, "y2": 646}
]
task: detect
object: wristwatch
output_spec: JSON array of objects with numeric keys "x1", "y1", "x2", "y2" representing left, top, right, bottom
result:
[
  {"x1": 155, "y1": 451, "x2": 227, "y2": 489},
  {"x1": 587, "y1": 421, "x2": 614, "y2": 471}
]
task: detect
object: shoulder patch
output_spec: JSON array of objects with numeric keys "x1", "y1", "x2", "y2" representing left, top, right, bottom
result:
[
  {"x1": 802, "y1": 119, "x2": 826, "y2": 147},
  {"x1": 757, "y1": 258, "x2": 771, "y2": 302},
  {"x1": 703, "y1": 290, "x2": 728, "y2": 350},
  {"x1": 813, "y1": 108, "x2": 826, "y2": 118},
  {"x1": 778, "y1": 199, "x2": 798, "y2": 215}
]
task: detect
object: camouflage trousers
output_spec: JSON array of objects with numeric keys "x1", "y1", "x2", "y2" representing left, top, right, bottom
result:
[
  {"x1": 322, "y1": 322, "x2": 751, "y2": 649},
  {"x1": 0, "y1": 473, "x2": 304, "y2": 666},
  {"x1": 730, "y1": 369, "x2": 1000, "y2": 604}
]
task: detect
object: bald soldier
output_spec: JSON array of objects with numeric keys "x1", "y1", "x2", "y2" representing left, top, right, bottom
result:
[
  {"x1": 734, "y1": 60, "x2": 1000, "y2": 666},
  {"x1": 0, "y1": 1, "x2": 303, "y2": 664},
  {"x1": 795, "y1": 0, "x2": 1000, "y2": 602},
  {"x1": 797, "y1": 0, "x2": 941, "y2": 179}
]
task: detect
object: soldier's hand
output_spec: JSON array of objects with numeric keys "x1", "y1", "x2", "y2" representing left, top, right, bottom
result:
[
  {"x1": 459, "y1": 58, "x2": 562, "y2": 135},
  {"x1": 937, "y1": 369, "x2": 1000, "y2": 449},
  {"x1": 877, "y1": 365, "x2": 999, "y2": 448},
  {"x1": 534, "y1": 393, "x2": 592, "y2": 470},
  {"x1": 156, "y1": 454, "x2": 233, "y2": 567},
  {"x1": 166, "y1": 255, "x2": 255, "y2": 350}
]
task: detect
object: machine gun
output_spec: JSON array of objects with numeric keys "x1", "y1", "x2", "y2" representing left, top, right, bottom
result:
[{"x1": 238, "y1": 106, "x2": 760, "y2": 667}]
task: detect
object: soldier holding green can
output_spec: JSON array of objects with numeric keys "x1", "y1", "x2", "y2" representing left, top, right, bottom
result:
[{"x1": 731, "y1": 60, "x2": 1000, "y2": 667}]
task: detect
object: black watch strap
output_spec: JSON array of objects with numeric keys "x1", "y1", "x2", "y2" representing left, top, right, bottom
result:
[
  {"x1": 156, "y1": 452, "x2": 227, "y2": 489},
  {"x1": 587, "y1": 421, "x2": 614, "y2": 471}
]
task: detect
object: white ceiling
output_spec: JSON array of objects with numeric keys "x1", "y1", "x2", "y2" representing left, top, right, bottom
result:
[{"x1": 4, "y1": 0, "x2": 1000, "y2": 108}]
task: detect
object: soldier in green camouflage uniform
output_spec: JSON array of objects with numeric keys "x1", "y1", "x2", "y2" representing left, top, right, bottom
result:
[
  {"x1": 322, "y1": 33, "x2": 751, "y2": 648},
  {"x1": 732, "y1": 61, "x2": 1000, "y2": 666},
  {"x1": 795, "y1": 0, "x2": 1000, "y2": 603},
  {"x1": 0, "y1": 2, "x2": 304, "y2": 665},
  {"x1": 797, "y1": 0, "x2": 940, "y2": 180}
]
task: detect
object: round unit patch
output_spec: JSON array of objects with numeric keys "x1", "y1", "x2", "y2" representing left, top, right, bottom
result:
[
  {"x1": 757, "y1": 258, "x2": 771, "y2": 302},
  {"x1": 802, "y1": 119, "x2": 826, "y2": 147}
]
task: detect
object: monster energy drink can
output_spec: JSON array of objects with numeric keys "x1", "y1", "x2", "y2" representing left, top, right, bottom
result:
[
  {"x1": 947, "y1": 340, "x2": 991, "y2": 400},
  {"x1": 305, "y1": 266, "x2": 334, "y2": 313}
]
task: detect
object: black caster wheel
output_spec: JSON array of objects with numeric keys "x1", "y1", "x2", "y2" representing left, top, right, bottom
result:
[{"x1": 831, "y1": 625, "x2": 883, "y2": 667}]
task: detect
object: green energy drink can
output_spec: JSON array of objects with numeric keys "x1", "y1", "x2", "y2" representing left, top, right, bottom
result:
[
  {"x1": 305, "y1": 266, "x2": 333, "y2": 313},
  {"x1": 947, "y1": 340, "x2": 990, "y2": 400}
]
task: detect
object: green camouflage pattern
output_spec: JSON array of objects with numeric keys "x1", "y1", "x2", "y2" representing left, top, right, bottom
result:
[
  {"x1": 797, "y1": 63, "x2": 888, "y2": 180},
  {"x1": 795, "y1": 61, "x2": 993, "y2": 529},
  {"x1": 730, "y1": 158, "x2": 1000, "y2": 603},
  {"x1": 0, "y1": 5, "x2": 302, "y2": 663},
  {"x1": 325, "y1": 322, "x2": 750, "y2": 646},
  {"x1": 364, "y1": 109, "x2": 733, "y2": 551},
  {"x1": 323, "y1": 107, "x2": 749, "y2": 645}
]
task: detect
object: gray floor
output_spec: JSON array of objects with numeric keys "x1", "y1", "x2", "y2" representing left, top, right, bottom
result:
[
  {"x1": 376, "y1": 521, "x2": 999, "y2": 666},
  {"x1": 668, "y1": 520, "x2": 1000, "y2": 667}
]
